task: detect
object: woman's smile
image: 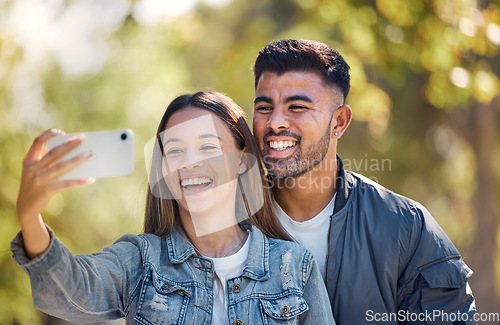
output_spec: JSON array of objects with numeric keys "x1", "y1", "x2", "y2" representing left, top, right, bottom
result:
[{"x1": 180, "y1": 175, "x2": 214, "y2": 195}]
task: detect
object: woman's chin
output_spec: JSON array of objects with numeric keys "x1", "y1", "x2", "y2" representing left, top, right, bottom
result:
[
  {"x1": 180, "y1": 193, "x2": 218, "y2": 215},
  {"x1": 183, "y1": 202, "x2": 214, "y2": 214}
]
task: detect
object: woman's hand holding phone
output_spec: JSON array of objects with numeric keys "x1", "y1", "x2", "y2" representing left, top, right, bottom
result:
[{"x1": 16, "y1": 129, "x2": 95, "y2": 259}]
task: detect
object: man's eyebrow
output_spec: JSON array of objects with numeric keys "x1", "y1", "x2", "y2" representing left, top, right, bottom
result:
[
  {"x1": 254, "y1": 96, "x2": 273, "y2": 104},
  {"x1": 285, "y1": 95, "x2": 313, "y2": 103}
]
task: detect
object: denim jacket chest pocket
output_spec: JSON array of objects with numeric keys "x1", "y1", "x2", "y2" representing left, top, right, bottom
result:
[
  {"x1": 134, "y1": 268, "x2": 209, "y2": 325},
  {"x1": 259, "y1": 293, "x2": 309, "y2": 324},
  {"x1": 227, "y1": 275, "x2": 309, "y2": 325}
]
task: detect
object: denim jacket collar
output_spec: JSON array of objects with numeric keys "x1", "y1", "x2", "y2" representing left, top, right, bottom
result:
[
  {"x1": 166, "y1": 228, "x2": 198, "y2": 264},
  {"x1": 165, "y1": 224, "x2": 270, "y2": 281},
  {"x1": 240, "y1": 226, "x2": 269, "y2": 282}
]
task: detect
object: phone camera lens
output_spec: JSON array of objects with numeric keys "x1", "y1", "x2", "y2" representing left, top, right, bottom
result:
[{"x1": 121, "y1": 133, "x2": 127, "y2": 140}]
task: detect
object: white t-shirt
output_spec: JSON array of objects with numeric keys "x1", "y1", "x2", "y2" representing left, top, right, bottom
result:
[
  {"x1": 273, "y1": 195, "x2": 335, "y2": 279},
  {"x1": 208, "y1": 231, "x2": 251, "y2": 325}
]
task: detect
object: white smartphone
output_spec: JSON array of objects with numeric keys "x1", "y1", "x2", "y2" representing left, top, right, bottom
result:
[{"x1": 46, "y1": 129, "x2": 135, "y2": 180}]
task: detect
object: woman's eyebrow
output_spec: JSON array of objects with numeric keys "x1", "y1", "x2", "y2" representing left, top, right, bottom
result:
[
  {"x1": 199, "y1": 134, "x2": 222, "y2": 141},
  {"x1": 164, "y1": 134, "x2": 221, "y2": 143},
  {"x1": 163, "y1": 138, "x2": 180, "y2": 145}
]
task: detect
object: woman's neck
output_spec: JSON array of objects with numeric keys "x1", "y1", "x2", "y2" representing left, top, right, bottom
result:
[{"x1": 180, "y1": 210, "x2": 247, "y2": 258}]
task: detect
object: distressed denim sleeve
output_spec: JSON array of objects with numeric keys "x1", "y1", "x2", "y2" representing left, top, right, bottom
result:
[
  {"x1": 398, "y1": 204, "x2": 476, "y2": 325},
  {"x1": 11, "y1": 226, "x2": 144, "y2": 323},
  {"x1": 299, "y1": 251, "x2": 336, "y2": 325}
]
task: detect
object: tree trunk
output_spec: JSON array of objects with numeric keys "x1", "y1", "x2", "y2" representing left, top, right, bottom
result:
[{"x1": 465, "y1": 102, "x2": 499, "y2": 324}]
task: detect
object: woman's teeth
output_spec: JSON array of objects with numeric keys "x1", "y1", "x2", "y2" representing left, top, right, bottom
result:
[
  {"x1": 269, "y1": 140, "x2": 297, "y2": 151},
  {"x1": 181, "y1": 177, "x2": 212, "y2": 188}
]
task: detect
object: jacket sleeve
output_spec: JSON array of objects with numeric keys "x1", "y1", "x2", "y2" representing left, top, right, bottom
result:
[
  {"x1": 398, "y1": 204, "x2": 476, "y2": 324},
  {"x1": 299, "y1": 251, "x2": 336, "y2": 325},
  {"x1": 11, "y1": 226, "x2": 144, "y2": 323}
]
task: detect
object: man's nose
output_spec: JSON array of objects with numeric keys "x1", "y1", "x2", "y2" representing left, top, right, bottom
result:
[{"x1": 267, "y1": 108, "x2": 290, "y2": 132}]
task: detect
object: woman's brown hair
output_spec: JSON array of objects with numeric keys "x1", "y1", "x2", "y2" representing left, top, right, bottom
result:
[{"x1": 144, "y1": 91, "x2": 292, "y2": 241}]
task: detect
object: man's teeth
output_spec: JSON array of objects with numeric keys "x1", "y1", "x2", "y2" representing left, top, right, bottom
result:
[
  {"x1": 181, "y1": 177, "x2": 212, "y2": 187},
  {"x1": 269, "y1": 140, "x2": 297, "y2": 151}
]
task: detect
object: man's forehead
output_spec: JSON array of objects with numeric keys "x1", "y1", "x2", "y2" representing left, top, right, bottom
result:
[
  {"x1": 255, "y1": 71, "x2": 342, "y2": 103},
  {"x1": 256, "y1": 70, "x2": 322, "y2": 85}
]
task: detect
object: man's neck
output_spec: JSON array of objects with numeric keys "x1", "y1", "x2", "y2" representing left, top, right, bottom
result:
[{"x1": 272, "y1": 158, "x2": 338, "y2": 222}]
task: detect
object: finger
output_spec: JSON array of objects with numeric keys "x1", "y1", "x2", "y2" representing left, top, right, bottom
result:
[
  {"x1": 37, "y1": 135, "x2": 85, "y2": 170},
  {"x1": 38, "y1": 152, "x2": 93, "y2": 181},
  {"x1": 48, "y1": 178, "x2": 96, "y2": 192},
  {"x1": 25, "y1": 129, "x2": 66, "y2": 164}
]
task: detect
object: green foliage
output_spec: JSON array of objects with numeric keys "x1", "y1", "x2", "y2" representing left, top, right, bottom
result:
[{"x1": 1, "y1": 0, "x2": 498, "y2": 323}]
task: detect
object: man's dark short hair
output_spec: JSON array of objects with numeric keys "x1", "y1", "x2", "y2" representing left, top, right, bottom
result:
[{"x1": 253, "y1": 39, "x2": 351, "y2": 103}]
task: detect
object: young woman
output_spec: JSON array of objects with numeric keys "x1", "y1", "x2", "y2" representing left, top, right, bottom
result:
[{"x1": 12, "y1": 91, "x2": 334, "y2": 324}]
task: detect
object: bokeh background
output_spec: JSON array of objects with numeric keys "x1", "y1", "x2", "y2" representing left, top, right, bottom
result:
[{"x1": 1, "y1": 0, "x2": 499, "y2": 324}]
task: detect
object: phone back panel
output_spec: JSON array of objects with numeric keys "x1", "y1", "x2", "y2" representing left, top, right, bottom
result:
[{"x1": 47, "y1": 129, "x2": 135, "y2": 180}]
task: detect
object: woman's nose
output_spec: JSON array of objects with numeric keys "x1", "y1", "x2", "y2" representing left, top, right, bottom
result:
[{"x1": 179, "y1": 150, "x2": 204, "y2": 170}]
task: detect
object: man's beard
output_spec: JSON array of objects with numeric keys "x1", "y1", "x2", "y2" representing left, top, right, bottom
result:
[{"x1": 263, "y1": 119, "x2": 332, "y2": 179}]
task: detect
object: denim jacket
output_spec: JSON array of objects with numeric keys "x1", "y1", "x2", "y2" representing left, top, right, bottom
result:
[{"x1": 11, "y1": 224, "x2": 334, "y2": 324}]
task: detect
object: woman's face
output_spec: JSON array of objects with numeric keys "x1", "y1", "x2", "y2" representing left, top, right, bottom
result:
[{"x1": 161, "y1": 107, "x2": 244, "y2": 219}]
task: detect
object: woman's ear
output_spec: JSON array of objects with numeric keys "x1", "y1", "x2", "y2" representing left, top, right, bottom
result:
[
  {"x1": 238, "y1": 161, "x2": 248, "y2": 175},
  {"x1": 237, "y1": 147, "x2": 248, "y2": 175}
]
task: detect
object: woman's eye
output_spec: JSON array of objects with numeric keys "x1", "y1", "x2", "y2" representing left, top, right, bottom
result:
[
  {"x1": 201, "y1": 144, "x2": 220, "y2": 151},
  {"x1": 165, "y1": 148, "x2": 183, "y2": 156}
]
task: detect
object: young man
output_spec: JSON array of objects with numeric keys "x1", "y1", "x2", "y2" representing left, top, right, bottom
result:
[{"x1": 252, "y1": 39, "x2": 476, "y2": 324}]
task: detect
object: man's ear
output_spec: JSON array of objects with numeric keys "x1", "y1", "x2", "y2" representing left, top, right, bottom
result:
[{"x1": 331, "y1": 105, "x2": 352, "y2": 138}]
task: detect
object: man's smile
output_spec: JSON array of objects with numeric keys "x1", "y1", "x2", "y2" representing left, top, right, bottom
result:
[
  {"x1": 263, "y1": 131, "x2": 301, "y2": 158},
  {"x1": 268, "y1": 140, "x2": 297, "y2": 151}
]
